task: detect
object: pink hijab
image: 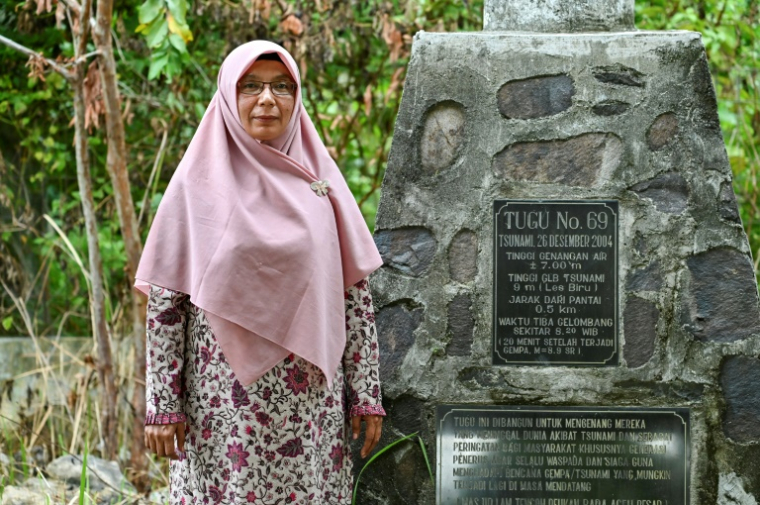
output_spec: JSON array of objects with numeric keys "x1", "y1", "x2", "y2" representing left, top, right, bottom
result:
[{"x1": 135, "y1": 41, "x2": 382, "y2": 387}]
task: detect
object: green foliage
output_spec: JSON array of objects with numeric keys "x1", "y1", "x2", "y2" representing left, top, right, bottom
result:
[
  {"x1": 135, "y1": 0, "x2": 193, "y2": 79},
  {"x1": 0, "y1": 0, "x2": 758, "y2": 341}
]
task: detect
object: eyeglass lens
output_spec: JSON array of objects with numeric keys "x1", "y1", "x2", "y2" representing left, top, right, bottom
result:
[{"x1": 238, "y1": 80, "x2": 295, "y2": 96}]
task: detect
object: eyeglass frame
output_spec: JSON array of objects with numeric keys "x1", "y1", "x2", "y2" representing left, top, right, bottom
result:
[{"x1": 237, "y1": 79, "x2": 297, "y2": 97}]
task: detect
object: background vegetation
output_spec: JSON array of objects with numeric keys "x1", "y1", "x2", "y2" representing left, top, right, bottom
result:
[
  {"x1": 0, "y1": 0, "x2": 757, "y2": 494},
  {"x1": 1, "y1": 0, "x2": 757, "y2": 336}
]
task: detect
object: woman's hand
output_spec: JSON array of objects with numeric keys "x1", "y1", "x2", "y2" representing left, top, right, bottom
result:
[
  {"x1": 351, "y1": 415, "x2": 383, "y2": 458},
  {"x1": 145, "y1": 422, "x2": 185, "y2": 460}
]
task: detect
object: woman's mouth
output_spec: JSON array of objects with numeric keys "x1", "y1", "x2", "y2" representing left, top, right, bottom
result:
[{"x1": 254, "y1": 115, "x2": 278, "y2": 122}]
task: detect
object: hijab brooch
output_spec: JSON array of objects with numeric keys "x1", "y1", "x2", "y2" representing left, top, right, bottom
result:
[{"x1": 310, "y1": 180, "x2": 330, "y2": 197}]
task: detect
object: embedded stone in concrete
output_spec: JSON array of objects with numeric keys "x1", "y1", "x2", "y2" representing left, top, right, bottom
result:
[
  {"x1": 497, "y1": 75, "x2": 574, "y2": 119},
  {"x1": 385, "y1": 394, "x2": 425, "y2": 434},
  {"x1": 690, "y1": 53, "x2": 723, "y2": 135},
  {"x1": 626, "y1": 260, "x2": 664, "y2": 292},
  {"x1": 720, "y1": 356, "x2": 760, "y2": 442},
  {"x1": 483, "y1": 0, "x2": 634, "y2": 32},
  {"x1": 647, "y1": 112, "x2": 679, "y2": 150},
  {"x1": 375, "y1": 301, "x2": 424, "y2": 380},
  {"x1": 448, "y1": 229, "x2": 478, "y2": 283},
  {"x1": 420, "y1": 101, "x2": 465, "y2": 174},
  {"x1": 593, "y1": 64, "x2": 645, "y2": 87},
  {"x1": 374, "y1": 227, "x2": 437, "y2": 277},
  {"x1": 719, "y1": 183, "x2": 741, "y2": 223},
  {"x1": 718, "y1": 472, "x2": 759, "y2": 505},
  {"x1": 630, "y1": 172, "x2": 689, "y2": 214},
  {"x1": 613, "y1": 379, "x2": 704, "y2": 402},
  {"x1": 592, "y1": 100, "x2": 631, "y2": 116},
  {"x1": 493, "y1": 133, "x2": 623, "y2": 186},
  {"x1": 458, "y1": 367, "x2": 511, "y2": 390},
  {"x1": 681, "y1": 248, "x2": 760, "y2": 342},
  {"x1": 623, "y1": 297, "x2": 659, "y2": 368},
  {"x1": 446, "y1": 294, "x2": 474, "y2": 356}
]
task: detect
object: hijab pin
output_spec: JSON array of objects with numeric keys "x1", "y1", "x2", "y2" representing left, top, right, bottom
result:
[{"x1": 310, "y1": 180, "x2": 330, "y2": 197}]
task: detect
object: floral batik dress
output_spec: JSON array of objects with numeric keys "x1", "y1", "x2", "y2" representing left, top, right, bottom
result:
[{"x1": 145, "y1": 278, "x2": 385, "y2": 505}]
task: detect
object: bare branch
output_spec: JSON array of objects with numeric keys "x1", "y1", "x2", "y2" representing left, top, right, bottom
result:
[
  {"x1": 0, "y1": 35, "x2": 73, "y2": 79},
  {"x1": 59, "y1": 0, "x2": 81, "y2": 16},
  {"x1": 72, "y1": 50, "x2": 101, "y2": 65},
  {"x1": 76, "y1": 0, "x2": 92, "y2": 56},
  {"x1": 137, "y1": 125, "x2": 170, "y2": 228}
]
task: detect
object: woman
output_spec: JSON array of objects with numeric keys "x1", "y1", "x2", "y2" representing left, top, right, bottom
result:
[{"x1": 135, "y1": 41, "x2": 385, "y2": 504}]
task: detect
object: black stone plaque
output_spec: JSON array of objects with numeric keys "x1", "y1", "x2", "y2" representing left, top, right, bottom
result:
[
  {"x1": 493, "y1": 200, "x2": 619, "y2": 366},
  {"x1": 437, "y1": 405, "x2": 690, "y2": 505}
]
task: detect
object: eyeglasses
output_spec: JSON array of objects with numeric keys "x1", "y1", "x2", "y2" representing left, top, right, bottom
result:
[{"x1": 237, "y1": 79, "x2": 297, "y2": 96}]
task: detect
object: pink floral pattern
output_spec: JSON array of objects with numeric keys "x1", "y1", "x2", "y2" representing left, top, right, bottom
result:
[{"x1": 145, "y1": 279, "x2": 385, "y2": 504}]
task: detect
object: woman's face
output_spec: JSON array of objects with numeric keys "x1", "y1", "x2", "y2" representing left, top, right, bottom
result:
[{"x1": 237, "y1": 59, "x2": 296, "y2": 141}]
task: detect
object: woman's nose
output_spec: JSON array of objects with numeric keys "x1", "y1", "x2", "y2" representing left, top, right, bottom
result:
[{"x1": 258, "y1": 86, "x2": 276, "y2": 104}]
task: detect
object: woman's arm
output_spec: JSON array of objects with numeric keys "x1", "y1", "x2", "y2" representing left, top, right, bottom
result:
[
  {"x1": 343, "y1": 277, "x2": 386, "y2": 457},
  {"x1": 144, "y1": 284, "x2": 188, "y2": 459}
]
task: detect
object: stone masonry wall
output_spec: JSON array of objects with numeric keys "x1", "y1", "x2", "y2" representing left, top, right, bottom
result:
[{"x1": 362, "y1": 30, "x2": 760, "y2": 505}]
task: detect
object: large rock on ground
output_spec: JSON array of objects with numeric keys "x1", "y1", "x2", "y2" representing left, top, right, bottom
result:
[{"x1": 46, "y1": 455, "x2": 136, "y2": 495}]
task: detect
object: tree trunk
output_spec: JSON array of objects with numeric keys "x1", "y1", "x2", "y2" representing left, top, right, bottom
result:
[
  {"x1": 91, "y1": 0, "x2": 148, "y2": 484},
  {"x1": 0, "y1": 29, "x2": 119, "y2": 462},
  {"x1": 72, "y1": 61, "x2": 118, "y2": 460}
]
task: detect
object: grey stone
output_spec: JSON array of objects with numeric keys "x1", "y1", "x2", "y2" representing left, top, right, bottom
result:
[
  {"x1": 29, "y1": 446, "x2": 47, "y2": 468},
  {"x1": 420, "y1": 101, "x2": 465, "y2": 174},
  {"x1": 385, "y1": 394, "x2": 425, "y2": 434},
  {"x1": 719, "y1": 183, "x2": 741, "y2": 223},
  {"x1": 626, "y1": 260, "x2": 663, "y2": 292},
  {"x1": 351, "y1": 435, "x2": 426, "y2": 505},
  {"x1": 497, "y1": 75, "x2": 574, "y2": 119},
  {"x1": 46, "y1": 455, "x2": 135, "y2": 494},
  {"x1": 483, "y1": 0, "x2": 634, "y2": 32},
  {"x1": 593, "y1": 64, "x2": 645, "y2": 87},
  {"x1": 17, "y1": 478, "x2": 69, "y2": 503},
  {"x1": 446, "y1": 294, "x2": 474, "y2": 356},
  {"x1": 493, "y1": 133, "x2": 623, "y2": 187},
  {"x1": 721, "y1": 356, "x2": 760, "y2": 442},
  {"x1": 623, "y1": 297, "x2": 659, "y2": 368},
  {"x1": 718, "y1": 472, "x2": 758, "y2": 505},
  {"x1": 149, "y1": 487, "x2": 171, "y2": 504},
  {"x1": 681, "y1": 248, "x2": 760, "y2": 342},
  {"x1": 0, "y1": 452, "x2": 9, "y2": 466},
  {"x1": 375, "y1": 302, "x2": 424, "y2": 380},
  {"x1": 613, "y1": 379, "x2": 704, "y2": 401},
  {"x1": 689, "y1": 52, "x2": 723, "y2": 135},
  {"x1": 0, "y1": 485, "x2": 49, "y2": 505},
  {"x1": 647, "y1": 112, "x2": 679, "y2": 150},
  {"x1": 592, "y1": 100, "x2": 631, "y2": 116},
  {"x1": 374, "y1": 227, "x2": 437, "y2": 277},
  {"x1": 448, "y1": 230, "x2": 478, "y2": 283},
  {"x1": 630, "y1": 172, "x2": 689, "y2": 214}
]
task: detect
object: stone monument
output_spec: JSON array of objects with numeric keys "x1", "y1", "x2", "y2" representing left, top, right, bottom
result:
[{"x1": 363, "y1": 0, "x2": 760, "y2": 504}]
